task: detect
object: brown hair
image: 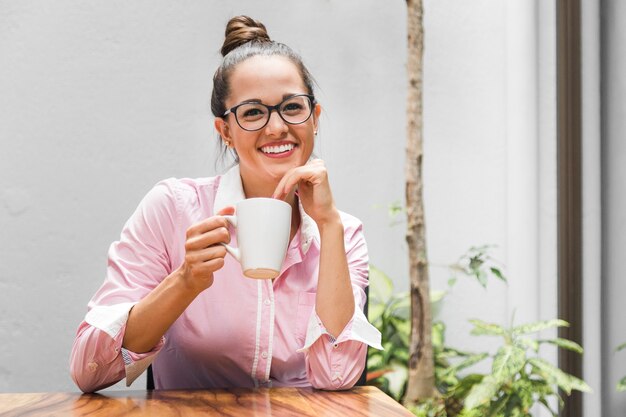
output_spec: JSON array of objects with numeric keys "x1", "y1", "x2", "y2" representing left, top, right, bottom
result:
[{"x1": 210, "y1": 15, "x2": 316, "y2": 120}]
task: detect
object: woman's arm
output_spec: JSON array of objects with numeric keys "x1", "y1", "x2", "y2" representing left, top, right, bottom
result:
[
  {"x1": 123, "y1": 211, "x2": 233, "y2": 353},
  {"x1": 70, "y1": 180, "x2": 233, "y2": 391},
  {"x1": 315, "y1": 214, "x2": 355, "y2": 337},
  {"x1": 274, "y1": 160, "x2": 382, "y2": 390}
]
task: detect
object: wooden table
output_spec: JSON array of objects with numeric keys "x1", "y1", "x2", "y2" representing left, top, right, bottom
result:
[{"x1": 0, "y1": 386, "x2": 414, "y2": 416}]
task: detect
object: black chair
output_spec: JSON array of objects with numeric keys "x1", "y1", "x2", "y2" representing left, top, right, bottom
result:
[{"x1": 147, "y1": 286, "x2": 369, "y2": 389}]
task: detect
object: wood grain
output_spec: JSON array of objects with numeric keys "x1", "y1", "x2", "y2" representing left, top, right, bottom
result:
[{"x1": 0, "y1": 386, "x2": 414, "y2": 416}]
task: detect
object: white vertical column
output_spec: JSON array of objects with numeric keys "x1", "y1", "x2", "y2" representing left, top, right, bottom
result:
[
  {"x1": 505, "y1": 0, "x2": 539, "y2": 326},
  {"x1": 581, "y1": 0, "x2": 602, "y2": 415}
]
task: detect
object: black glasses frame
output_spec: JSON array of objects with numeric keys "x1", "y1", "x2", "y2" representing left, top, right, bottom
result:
[{"x1": 221, "y1": 94, "x2": 316, "y2": 132}]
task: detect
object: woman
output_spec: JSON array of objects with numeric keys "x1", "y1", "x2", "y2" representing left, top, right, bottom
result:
[{"x1": 70, "y1": 15, "x2": 382, "y2": 392}]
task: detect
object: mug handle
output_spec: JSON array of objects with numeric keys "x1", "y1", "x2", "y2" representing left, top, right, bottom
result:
[{"x1": 220, "y1": 215, "x2": 241, "y2": 262}]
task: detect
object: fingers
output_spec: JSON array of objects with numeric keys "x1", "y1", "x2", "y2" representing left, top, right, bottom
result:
[
  {"x1": 185, "y1": 206, "x2": 234, "y2": 241},
  {"x1": 184, "y1": 245, "x2": 228, "y2": 271},
  {"x1": 217, "y1": 206, "x2": 235, "y2": 216},
  {"x1": 272, "y1": 159, "x2": 327, "y2": 199},
  {"x1": 181, "y1": 210, "x2": 235, "y2": 289},
  {"x1": 185, "y1": 225, "x2": 230, "y2": 252}
]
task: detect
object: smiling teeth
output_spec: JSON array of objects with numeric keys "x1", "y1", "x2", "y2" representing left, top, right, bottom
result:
[{"x1": 261, "y1": 144, "x2": 295, "y2": 154}]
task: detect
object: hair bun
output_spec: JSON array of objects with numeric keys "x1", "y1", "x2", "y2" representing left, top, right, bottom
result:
[{"x1": 221, "y1": 16, "x2": 271, "y2": 57}]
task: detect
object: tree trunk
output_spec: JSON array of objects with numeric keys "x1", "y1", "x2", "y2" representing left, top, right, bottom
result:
[{"x1": 403, "y1": 0, "x2": 436, "y2": 406}]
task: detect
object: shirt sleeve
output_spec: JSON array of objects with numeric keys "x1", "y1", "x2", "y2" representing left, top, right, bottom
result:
[
  {"x1": 297, "y1": 216, "x2": 383, "y2": 390},
  {"x1": 69, "y1": 179, "x2": 179, "y2": 392}
]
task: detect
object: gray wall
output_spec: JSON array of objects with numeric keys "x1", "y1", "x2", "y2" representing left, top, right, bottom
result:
[
  {"x1": 602, "y1": 0, "x2": 626, "y2": 415},
  {"x1": 0, "y1": 0, "x2": 560, "y2": 400},
  {"x1": 0, "y1": 0, "x2": 408, "y2": 393}
]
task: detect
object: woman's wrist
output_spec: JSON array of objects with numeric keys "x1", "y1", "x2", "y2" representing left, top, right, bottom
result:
[
  {"x1": 315, "y1": 209, "x2": 342, "y2": 233},
  {"x1": 172, "y1": 265, "x2": 210, "y2": 298}
]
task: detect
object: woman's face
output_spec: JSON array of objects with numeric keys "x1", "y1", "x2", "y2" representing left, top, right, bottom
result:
[{"x1": 215, "y1": 55, "x2": 320, "y2": 190}]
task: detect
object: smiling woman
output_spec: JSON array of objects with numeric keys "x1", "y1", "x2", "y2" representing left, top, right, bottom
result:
[{"x1": 69, "y1": 15, "x2": 382, "y2": 393}]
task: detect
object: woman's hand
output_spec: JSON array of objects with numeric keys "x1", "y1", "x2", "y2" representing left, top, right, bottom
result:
[
  {"x1": 179, "y1": 206, "x2": 234, "y2": 293},
  {"x1": 272, "y1": 159, "x2": 340, "y2": 226}
]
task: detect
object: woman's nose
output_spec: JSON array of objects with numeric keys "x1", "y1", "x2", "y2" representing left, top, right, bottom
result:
[{"x1": 264, "y1": 110, "x2": 288, "y2": 136}]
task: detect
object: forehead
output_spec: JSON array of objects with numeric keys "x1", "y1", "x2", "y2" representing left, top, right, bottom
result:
[{"x1": 227, "y1": 55, "x2": 307, "y2": 104}]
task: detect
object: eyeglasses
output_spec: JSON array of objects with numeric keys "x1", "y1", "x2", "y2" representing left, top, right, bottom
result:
[{"x1": 222, "y1": 94, "x2": 315, "y2": 131}]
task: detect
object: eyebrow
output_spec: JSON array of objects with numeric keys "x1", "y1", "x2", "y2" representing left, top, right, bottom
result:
[{"x1": 238, "y1": 93, "x2": 305, "y2": 105}]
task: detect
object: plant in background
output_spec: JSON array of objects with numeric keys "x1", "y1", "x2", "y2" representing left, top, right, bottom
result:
[
  {"x1": 617, "y1": 342, "x2": 626, "y2": 392},
  {"x1": 367, "y1": 246, "x2": 591, "y2": 416},
  {"x1": 457, "y1": 318, "x2": 591, "y2": 417},
  {"x1": 367, "y1": 246, "x2": 506, "y2": 404}
]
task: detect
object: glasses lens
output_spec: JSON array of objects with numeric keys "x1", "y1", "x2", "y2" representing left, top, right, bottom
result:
[
  {"x1": 235, "y1": 103, "x2": 269, "y2": 130},
  {"x1": 280, "y1": 96, "x2": 312, "y2": 124}
]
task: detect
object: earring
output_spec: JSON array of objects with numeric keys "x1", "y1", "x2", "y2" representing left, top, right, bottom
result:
[
  {"x1": 314, "y1": 131, "x2": 318, "y2": 136},
  {"x1": 224, "y1": 141, "x2": 231, "y2": 147}
]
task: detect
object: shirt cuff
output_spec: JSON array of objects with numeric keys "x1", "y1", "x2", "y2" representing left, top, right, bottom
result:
[
  {"x1": 122, "y1": 337, "x2": 165, "y2": 387},
  {"x1": 296, "y1": 306, "x2": 383, "y2": 353},
  {"x1": 85, "y1": 302, "x2": 137, "y2": 338},
  {"x1": 84, "y1": 302, "x2": 164, "y2": 387}
]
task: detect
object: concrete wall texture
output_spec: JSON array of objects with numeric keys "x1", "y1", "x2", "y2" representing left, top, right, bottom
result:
[{"x1": 0, "y1": 1, "x2": 620, "y2": 415}]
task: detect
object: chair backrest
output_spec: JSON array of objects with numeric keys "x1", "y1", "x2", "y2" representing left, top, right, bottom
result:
[{"x1": 147, "y1": 284, "x2": 369, "y2": 389}]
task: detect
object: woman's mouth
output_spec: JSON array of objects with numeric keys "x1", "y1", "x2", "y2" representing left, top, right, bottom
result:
[{"x1": 259, "y1": 143, "x2": 296, "y2": 158}]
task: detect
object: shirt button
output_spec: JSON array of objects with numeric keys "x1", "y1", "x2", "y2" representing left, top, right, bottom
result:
[
  {"x1": 264, "y1": 299, "x2": 271, "y2": 306},
  {"x1": 261, "y1": 351, "x2": 268, "y2": 359},
  {"x1": 333, "y1": 343, "x2": 339, "y2": 349}
]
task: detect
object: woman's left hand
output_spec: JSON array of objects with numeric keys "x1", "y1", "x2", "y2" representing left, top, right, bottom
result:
[{"x1": 272, "y1": 159, "x2": 340, "y2": 226}]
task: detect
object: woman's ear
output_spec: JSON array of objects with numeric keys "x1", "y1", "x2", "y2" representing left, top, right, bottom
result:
[
  {"x1": 214, "y1": 118, "x2": 232, "y2": 145},
  {"x1": 313, "y1": 103, "x2": 322, "y2": 131}
]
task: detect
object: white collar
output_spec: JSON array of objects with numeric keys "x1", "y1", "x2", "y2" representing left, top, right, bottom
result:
[{"x1": 213, "y1": 164, "x2": 320, "y2": 254}]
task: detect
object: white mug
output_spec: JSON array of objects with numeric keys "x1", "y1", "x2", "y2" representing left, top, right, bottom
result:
[{"x1": 221, "y1": 198, "x2": 292, "y2": 279}]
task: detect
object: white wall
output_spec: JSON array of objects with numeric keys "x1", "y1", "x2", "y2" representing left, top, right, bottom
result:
[{"x1": 0, "y1": 0, "x2": 558, "y2": 395}]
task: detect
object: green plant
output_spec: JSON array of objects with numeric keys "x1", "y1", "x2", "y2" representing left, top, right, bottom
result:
[
  {"x1": 367, "y1": 246, "x2": 591, "y2": 416},
  {"x1": 367, "y1": 265, "x2": 410, "y2": 401},
  {"x1": 617, "y1": 342, "x2": 626, "y2": 392},
  {"x1": 457, "y1": 318, "x2": 591, "y2": 417},
  {"x1": 367, "y1": 246, "x2": 505, "y2": 401}
]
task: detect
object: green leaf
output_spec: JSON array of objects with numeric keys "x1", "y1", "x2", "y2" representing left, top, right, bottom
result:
[
  {"x1": 529, "y1": 378, "x2": 555, "y2": 396},
  {"x1": 368, "y1": 303, "x2": 385, "y2": 327},
  {"x1": 492, "y1": 345, "x2": 526, "y2": 382},
  {"x1": 469, "y1": 319, "x2": 506, "y2": 336},
  {"x1": 538, "y1": 398, "x2": 559, "y2": 417},
  {"x1": 616, "y1": 342, "x2": 626, "y2": 352},
  {"x1": 539, "y1": 338, "x2": 583, "y2": 354},
  {"x1": 432, "y1": 322, "x2": 444, "y2": 348},
  {"x1": 430, "y1": 289, "x2": 446, "y2": 304},
  {"x1": 617, "y1": 376, "x2": 626, "y2": 392},
  {"x1": 486, "y1": 393, "x2": 510, "y2": 417},
  {"x1": 516, "y1": 337, "x2": 539, "y2": 352},
  {"x1": 490, "y1": 266, "x2": 507, "y2": 282},
  {"x1": 512, "y1": 319, "x2": 569, "y2": 336},
  {"x1": 388, "y1": 293, "x2": 410, "y2": 319},
  {"x1": 451, "y1": 352, "x2": 489, "y2": 374},
  {"x1": 528, "y1": 358, "x2": 592, "y2": 394},
  {"x1": 464, "y1": 375, "x2": 501, "y2": 410},
  {"x1": 448, "y1": 276, "x2": 458, "y2": 288},
  {"x1": 568, "y1": 374, "x2": 593, "y2": 393},
  {"x1": 528, "y1": 358, "x2": 572, "y2": 394},
  {"x1": 367, "y1": 352, "x2": 384, "y2": 370},
  {"x1": 368, "y1": 265, "x2": 394, "y2": 302}
]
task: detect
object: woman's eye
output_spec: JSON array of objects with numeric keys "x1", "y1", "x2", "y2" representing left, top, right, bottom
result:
[
  {"x1": 241, "y1": 107, "x2": 265, "y2": 119},
  {"x1": 282, "y1": 103, "x2": 304, "y2": 113}
]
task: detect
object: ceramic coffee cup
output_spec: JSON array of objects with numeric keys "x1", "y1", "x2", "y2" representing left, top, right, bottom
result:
[{"x1": 221, "y1": 197, "x2": 292, "y2": 279}]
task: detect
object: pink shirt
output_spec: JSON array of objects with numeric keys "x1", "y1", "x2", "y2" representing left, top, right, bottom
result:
[{"x1": 69, "y1": 165, "x2": 382, "y2": 392}]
